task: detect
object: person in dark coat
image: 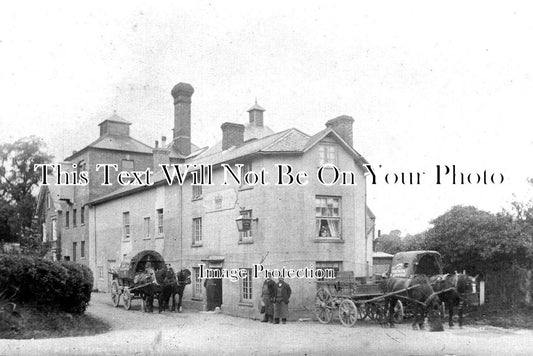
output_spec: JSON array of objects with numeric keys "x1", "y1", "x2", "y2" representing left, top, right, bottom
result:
[
  {"x1": 260, "y1": 275, "x2": 276, "y2": 322},
  {"x1": 273, "y1": 277, "x2": 291, "y2": 324}
]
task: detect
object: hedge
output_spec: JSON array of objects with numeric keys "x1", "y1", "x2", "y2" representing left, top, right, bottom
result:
[{"x1": 0, "y1": 254, "x2": 93, "y2": 314}]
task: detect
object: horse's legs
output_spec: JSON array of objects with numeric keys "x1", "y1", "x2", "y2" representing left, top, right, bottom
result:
[
  {"x1": 177, "y1": 288, "x2": 184, "y2": 312},
  {"x1": 458, "y1": 299, "x2": 464, "y2": 327},
  {"x1": 170, "y1": 289, "x2": 176, "y2": 312},
  {"x1": 411, "y1": 305, "x2": 423, "y2": 330},
  {"x1": 448, "y1": 301, "x2": 454, "y2": 327},
  {"x1": 388, "y1": 298, "x2": 395, "y2": 327}
]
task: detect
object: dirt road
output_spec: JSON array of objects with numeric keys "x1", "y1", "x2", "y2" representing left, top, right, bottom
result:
[{"x1": 1, "y1": 292, "x2": 533, "y2": 355}]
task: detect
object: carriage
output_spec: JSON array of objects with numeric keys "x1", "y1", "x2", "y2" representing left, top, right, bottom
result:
[
  {"x1": 109, "y1": 250, "x2": 166, "y2": 311},
  {"x1": 314, "y1": 251, "x2": 444, "y2": 327}
]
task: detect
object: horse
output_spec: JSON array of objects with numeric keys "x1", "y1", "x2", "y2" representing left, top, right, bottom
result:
[
  {"x1": 430, "y1": 272, "x2": 477, "y2": 327},
  {"x1": 163, "y1": 268, "x2": 191, "y2": 312},
  {"x1": 133, "y1": 271, "x2": 164, "y2": 313},
  {"x1": 382, "y1": 274, "x2": 443, "y2": 330}
]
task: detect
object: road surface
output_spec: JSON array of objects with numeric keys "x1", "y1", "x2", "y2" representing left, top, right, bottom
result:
[{"x1": 1, "y1": 292, "x2": 533, "y2": 355}]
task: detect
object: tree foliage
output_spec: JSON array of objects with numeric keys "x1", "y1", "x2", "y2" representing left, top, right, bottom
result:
[
  {"x1": 373, "y1": 231, "x2": 404, "y2": 254},
  {"x1": 0, "y1": 136, "x2": 53, "y2": 242}
]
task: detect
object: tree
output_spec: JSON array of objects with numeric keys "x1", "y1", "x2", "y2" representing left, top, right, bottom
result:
[
  {"x1": 423, "y1": 205, "x2": 532, "y2": 274},
  {"x1": 0, "y1": 136, "x2": 53, "y2": 242},
  {"x1": 374, "y1": 230, "x2": 403, "y2": 254}
]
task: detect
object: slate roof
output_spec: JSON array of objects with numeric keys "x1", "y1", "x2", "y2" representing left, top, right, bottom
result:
[
  {"x1": 98, "y1": 113, "x2": 131, "y2": 125},
  {"x1": 85, "y1": 134, "x2": 153, "y2": 154},
  {"x1": 89, "y1": 123, "x2": 369, "y2": 205}
]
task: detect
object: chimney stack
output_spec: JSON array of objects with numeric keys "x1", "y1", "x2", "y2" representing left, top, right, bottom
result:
[
  {"x1": 326, "y1": 115, "x2": 354, "y2": 147},
  {"x1": 171, "y1": 82, "x2": 194, "y2": 156},
  {"x1": 153, "y1": 135, "x2": 170, "y2": 168},
  {"x1": 221, "y1": 122, "x2": 245, "y2": 150},
  {"x1": 247, "y1": 101, "x2": 265, "y2": 127}
]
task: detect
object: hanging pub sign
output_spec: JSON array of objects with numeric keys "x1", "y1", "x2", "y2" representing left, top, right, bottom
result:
[{"x1": 235, "y1": 215, "x2": 256, "y2": 232}]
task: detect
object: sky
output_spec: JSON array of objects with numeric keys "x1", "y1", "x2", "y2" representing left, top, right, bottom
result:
[{"x1": 1, "y1": 1, "x2": 532, "y2": 235}]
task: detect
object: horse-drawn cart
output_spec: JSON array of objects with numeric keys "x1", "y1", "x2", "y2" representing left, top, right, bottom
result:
[
  {"x1": 109, "y1": 250, "x2": 165, "y2": 311},
  {"x1": 314, "y1": 251, "x2": 445, "y2": 327}
]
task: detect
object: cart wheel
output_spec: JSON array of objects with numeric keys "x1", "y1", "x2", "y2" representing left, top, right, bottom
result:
[
  {"x1": 111, "y1": 280, "x2": 121, "y2": 307},
  {"x1": 314, "y1": 288, "x2": 333, "y2": 324},
  {"x1": 393, "y1": 300, "x2": 404, "y2": 323},
  {"x1": 123, "y1": 288, "x2": 132, "y2": 310},
  {"x1": 338, "y1": 299, "x2": 358, "y2": 327}
]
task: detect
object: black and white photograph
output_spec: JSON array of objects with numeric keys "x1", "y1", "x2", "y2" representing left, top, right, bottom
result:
[{"x1": 1, "y1": 1, "x2": 533, "y2": 355}]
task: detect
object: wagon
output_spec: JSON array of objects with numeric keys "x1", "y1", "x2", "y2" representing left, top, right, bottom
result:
[
  {"x1": 314, "y1": 251, "x2": 444, "y2": 327},
  {"x1": 109, "y1": 250, "x2": 165, "y2": 311}
]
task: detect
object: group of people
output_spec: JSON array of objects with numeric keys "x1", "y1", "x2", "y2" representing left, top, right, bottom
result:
[{"x1": 260, "y1": 276, "x2": 291, "y2": 324}]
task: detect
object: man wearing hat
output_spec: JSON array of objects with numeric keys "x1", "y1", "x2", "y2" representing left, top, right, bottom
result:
[
  {"x1": 260, "y1": 274, "x2": 276, "y2": 323},
  {"x1": 273, "y1": 277, "x2": 291, "y2": 324}
]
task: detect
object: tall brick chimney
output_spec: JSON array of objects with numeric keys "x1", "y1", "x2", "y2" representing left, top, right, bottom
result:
[
  {"x1": 171, "y1": 82, "x2": 194, "y2": 156},
  {"x1": 326, "y1": 115, "x2": 354, "y2": 147},
  {"x1": 221, "y1": 122, "x2": 245, "y2": 150},
  {"x1": 247, "y1": 101, "x2": 265, "y2": 127}
]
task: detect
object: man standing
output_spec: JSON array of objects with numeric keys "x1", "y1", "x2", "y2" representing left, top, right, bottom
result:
[
  {"x1": 261, "y1": 274, "x2": 276, "y2": 323},
  {"x1": 273, "y1": 277, "x2": 291, "y2": 324}
]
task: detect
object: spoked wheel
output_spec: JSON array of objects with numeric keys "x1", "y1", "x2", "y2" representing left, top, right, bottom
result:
[
  {"x1": 123, "y1": 288, "x2": 132, "y2": 310},
  {"x1": 111, "y1": 280, "x2": 121, "y2": 307},
  {"x1": 338, "y1": 299, "x2": 358, "y2": 327},
  {"x1": 315, "y1": 288, "x2": 334, "y2": 324},
  {"x1": 393, "y1": 300, "x2": 404, "y2": 324}
]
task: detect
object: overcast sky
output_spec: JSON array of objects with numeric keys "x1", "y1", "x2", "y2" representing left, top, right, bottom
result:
[{"x1": 1, "y1": 1, "x2": 532, "y2": 235}]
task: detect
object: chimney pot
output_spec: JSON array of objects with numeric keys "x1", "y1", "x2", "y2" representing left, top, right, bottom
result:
[{"x1": 155, "y1": 140, "x2": 159, "y2": 148}]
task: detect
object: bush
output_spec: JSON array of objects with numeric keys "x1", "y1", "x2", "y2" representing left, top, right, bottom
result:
[{"x1": 0, "y1": 254, "x2": 93, "y2": 314}]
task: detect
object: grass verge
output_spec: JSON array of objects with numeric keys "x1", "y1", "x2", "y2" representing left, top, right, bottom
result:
[
  {"x1": 0, "y1": 303, "x2": 111, "y2": 339},
  {"x1": 468, "y1": 304, "x2": 533, "y2": 329}
]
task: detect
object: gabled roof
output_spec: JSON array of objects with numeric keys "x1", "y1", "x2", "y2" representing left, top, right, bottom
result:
[
  {"x1": 303, "y1": 127, "x2": 369, "y2": 165},
  {"x1": 36, "y1": 176, "x2": 63, "y2": 215}
]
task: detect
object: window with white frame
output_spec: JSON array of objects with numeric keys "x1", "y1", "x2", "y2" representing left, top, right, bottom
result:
[
  {"x1": 52, "y1": 219, "x2": 57, "y2": 241},
  {"x1": 144, "y1": 217, "x2": 151, "y2": 239},
  {"x1": 318, "y1": 145, "x2": 337, "y2": 166},
  {"x1": 192, "y1": 185, "x2": 202, "y2": 200},
  {"x1": 192, "y1": 267, "x2": 203, "y2": 299},
  {"x1": 315, "y1": 196, "x2": 341, "y2": 239},
  {"x1": 315, "y1": 261, "x2": 342, "y2": 280},
  {"x1": 156, "y1": 209, "x2": 164, "y2": 236},
  {"x1": 241, "y1": 268, "x2": 253, "y2": 302},
  {"x1": 80, "y1": 206, "x2": 85, "y2": 225},
  {"x1": 123, "y1": 212, "x2": 130, "y2": 239},
  {"x1": 193, "y1": 218, "x2": 202, "y2": 245},
  {"x1": 42, "y1": 223, "x2": 47, "y2": 242},
  {"x1": 239, "y1": 210, "x2": 253, "y2": 242}
]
